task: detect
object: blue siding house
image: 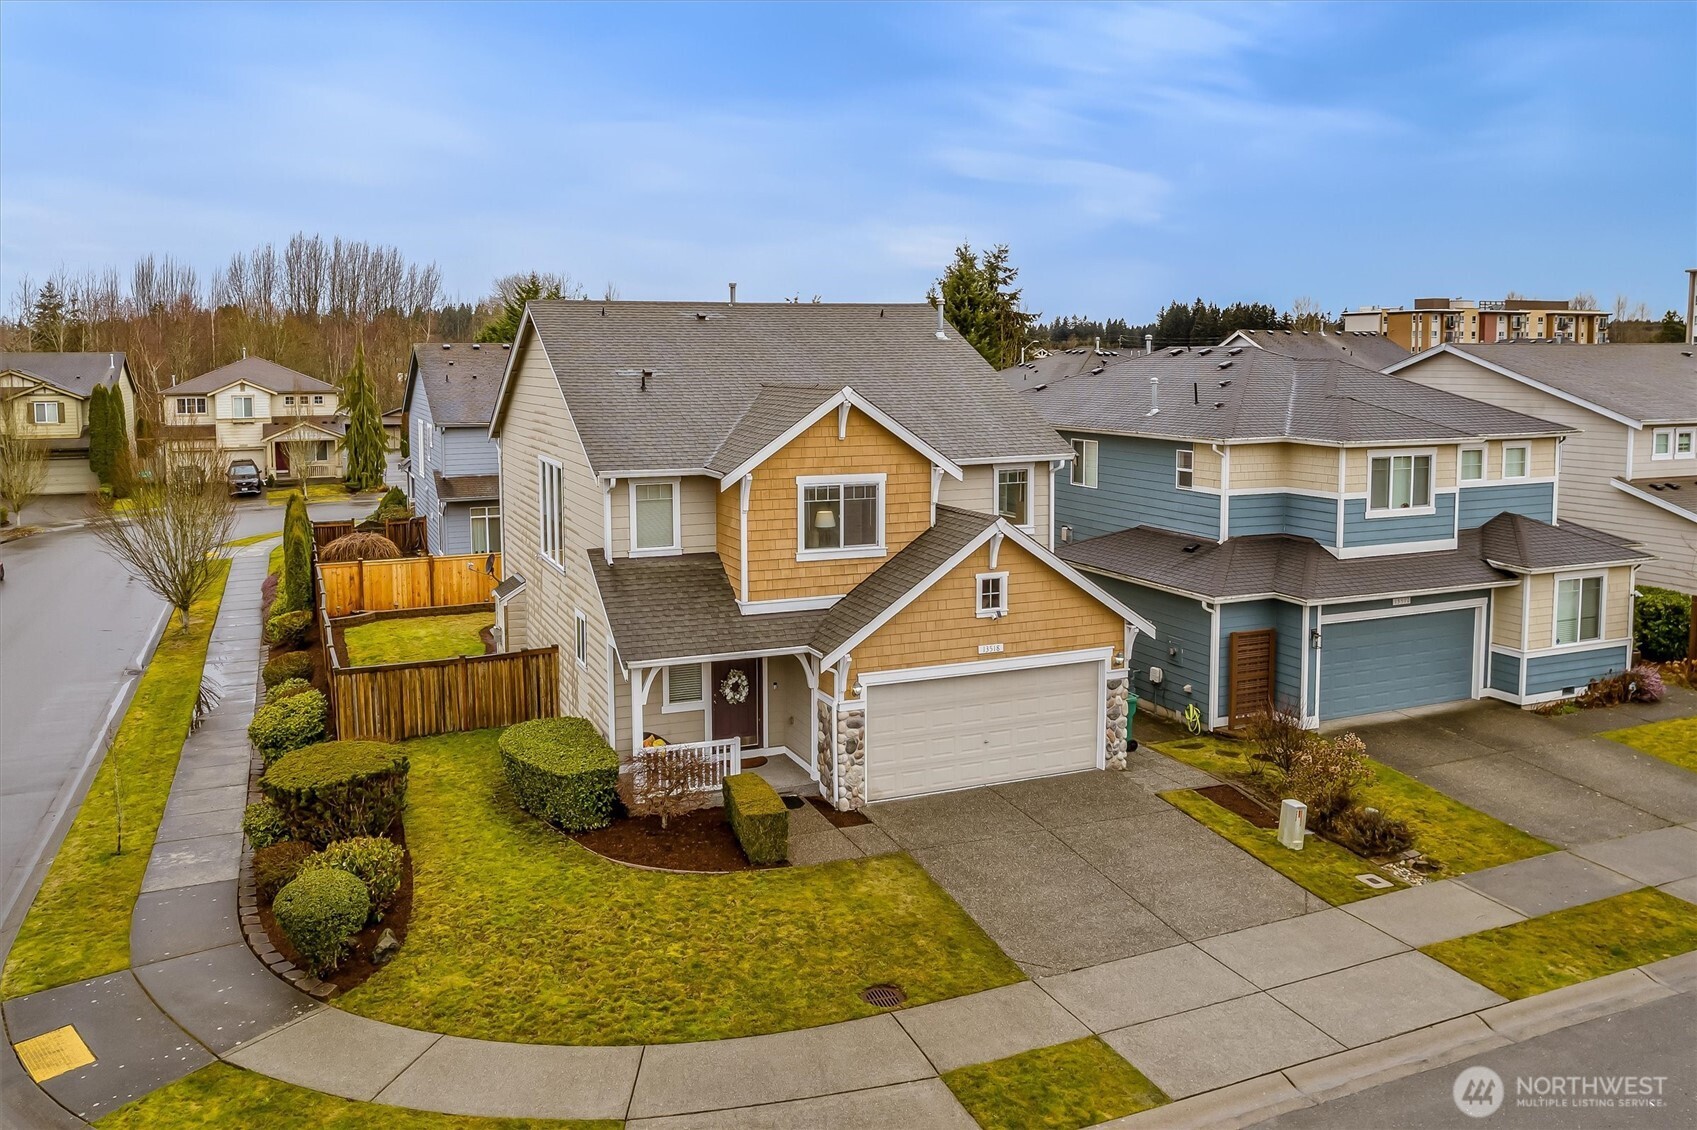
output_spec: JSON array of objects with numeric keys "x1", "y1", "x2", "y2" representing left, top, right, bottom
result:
[
  {"x1": 403, "y1": 343, "x2": 507, "y2": 555},
  {"x1": 1022, "y1": 350, "x2": 1650, "y2": 728}
]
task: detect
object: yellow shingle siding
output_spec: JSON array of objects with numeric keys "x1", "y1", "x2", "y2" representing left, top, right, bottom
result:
[{"x1": 1229, "y1": 443, "x2": 1338, "y2": 492}]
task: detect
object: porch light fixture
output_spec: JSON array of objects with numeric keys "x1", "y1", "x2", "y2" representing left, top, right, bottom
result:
[
  {"x1": 1310, "y1": 628, "x2": 1322, "y2": 650},
  {"x1": 813, "y1": 508, "x2": 836, "y2": 529}
]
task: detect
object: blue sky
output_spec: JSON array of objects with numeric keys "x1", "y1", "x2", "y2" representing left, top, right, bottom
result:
[{"x1": 2, "y1": 1, "x2": 1692, "y2": 321}]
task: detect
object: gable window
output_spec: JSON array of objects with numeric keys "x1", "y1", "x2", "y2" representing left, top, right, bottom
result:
[
  {"x1": 1175, "y1": 448, "x2": 1195, "y2": 490},
  {"x1": 1459, "y1": 447, "x2": 1484, "y2": 482},
  {"x1": 176, "y1": 396, "x2": 207, "y2": 416},
  {"x1": 1502, "y1": 444, "x2": 1530, "y2": 479},
  {"x1": 976, "y1": 572, "x2": 1008, "y2": 618},
  {"x1": 537, "y1": 457, "x2": 565, "y2": 568},
  {"x1": 663, "y1": 663, "x2": 705, "y2": 711},
  {"x1": 799, "y1": 475, "x2": 883, "y2": 559},
  {"x1": 231, "y1": 395, "x2": 255, "y2": 419},
  {"x1": 470, "y1": 505, "x2": 502, "y2": 553},
  {"x1": 1368, "y1": 452, "x2": 1433, "y2": 514},
  {"x1": 574, "y1": 610, "x2": 589, "y2": 668},
  {"x1": 31, "y1": 401, "x2": 63, "y2": 425},
  {"x1": 1070, "y1": 438, "x2": 1098, "y2": 488},
  {"x1": 631, "y1": 480, "x2": 680, "y2": 555},
  {"x1": 1554, "y1": 575, "x2": 1603, "y2": 645},
  {"x1": 996, "y1": 467, "x2": 1031, "y2": 526}
]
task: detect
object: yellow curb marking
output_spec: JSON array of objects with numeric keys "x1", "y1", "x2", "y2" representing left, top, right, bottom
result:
[{"x1": 14, "y1": 1025, "x2": 95, "y2": 1083}]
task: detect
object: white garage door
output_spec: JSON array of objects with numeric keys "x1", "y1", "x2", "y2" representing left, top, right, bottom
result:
[{"x1": 866, "y1": 661, "x2": 1101, "y2": 801}]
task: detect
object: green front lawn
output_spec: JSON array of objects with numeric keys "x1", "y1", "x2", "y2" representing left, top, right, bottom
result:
[
  {"x1": 337, "y1": 729, "x2": 1022, "y2": 1044},
  {"x1": 2, "y1": 561, "x2": 232, "y2": 998},
  {"x1": 1422, "y1": 888, "x2": 1697, "y2": 999},
  {"x1": 1162, "y1": 788, "x2": 1398, "y2": 905},
  {"x1": 1151, "y1": 737, "x2": 1553, "y2": 878},
  {"x1": 97, "y1": 1063, "x2": 614, "y2": 1130},
  {"x1": 1602, "y1": 717, "x2": 1697, "y2": 774},
  {"x1": 942, "y1": 1037, "x2": 1168, "y2": 1130},
  {"x1": 343, "y1": 612, "x2": 494, "y2": 666},
  {"x1": 268, "y1": 484, "x2": 366, "y2": 505},
  {"x1": 224, "y1": 531, "x2": 282, "y2": 548}
]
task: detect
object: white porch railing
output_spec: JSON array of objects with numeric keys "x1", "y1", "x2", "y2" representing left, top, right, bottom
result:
[{"x1": 631, "y1": 737, "x2": 743, "y2": 795}]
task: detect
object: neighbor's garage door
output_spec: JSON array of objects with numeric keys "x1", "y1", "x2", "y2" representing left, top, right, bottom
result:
[
  {"x1": 866, "y1": 661, "x2": 1100, "y2": 801},
  {"x1": 1319, "y1": 609, "x2": 1477, "y2": 721}
]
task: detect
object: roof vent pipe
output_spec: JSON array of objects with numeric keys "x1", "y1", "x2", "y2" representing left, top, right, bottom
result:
[
  {"x1": 728, "y1": 282, "x2": 737, "y2": 305},
  {"x1": 1145, "y1": 333, "x2": 1154, "y2": 355},
  {"x1": 1146, "y1": 375, "x2": 1160, "y2": 416},
  {"x1": 935, "y1": 297, "x2": 947, "y2": 340}
]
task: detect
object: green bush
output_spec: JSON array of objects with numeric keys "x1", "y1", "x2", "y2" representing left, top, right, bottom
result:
[
  {"x1": 278, "y1": 491, "x2": 313, "y2": 614},
  {"x1": 261, "y1": 740, "x2": 409, "y2": 847},
  {"x1": 1637, "y1": 587, "x2": 1691, "y2": 662},
  {"x1": 723, "y1": 772, "x2": 788, "y2": 865},
  {"x1": 1330, "y1": 805, "x2": 1415, "y2": 857},
  {"x1": 498, "y1": 718, "x2": 619, "y2": 832},
  {"x1": 274, "y1": 868, "x2": 370, "y2": 975},
  {"x1": 265, "y1": 610, "x2": 312, "y2": 648},
  {"x1": 242, "y1": 800, "x2": 291, "y2": 849},
  {"x1": 266, "y1": 677, "x2": 314, "y2": 705},
  {"x1": 301, "y1": 836, "x2": 405, "y2": 919},
  {"x1": 248, "y1": 691, "x2": 328, "y2": 764},
  {"x1": 366, "y1": 485, "x2": 412, "y2": 523},
  {"x1": 263, "y1": 650, "x2": 314, "y2": 688},
  {"x1": 253, "y1": 841, "x2": 314, "y2": 903}
]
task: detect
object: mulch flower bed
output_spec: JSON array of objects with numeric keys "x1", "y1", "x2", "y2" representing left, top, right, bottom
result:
[
  {"x1": 259, "y1": 825, "x2": 413, "y2": 994},
  {"x1": 571, "y1": 808, "x2": 781, "y2": 873},
  {"x1": 807, "y1": 796, "x2": 871, "y2": 828},
  {"x1": 1195, "y1": 783, "x2": 1279, "y2": 828}
]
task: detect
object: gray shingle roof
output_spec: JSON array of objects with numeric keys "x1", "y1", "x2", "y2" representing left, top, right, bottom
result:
[
  {"x1": 1620, "y1": 475, "x2": 1697, "y2": 520},
  {"x1": 519, "y1": 301, "x2": 1071, "y2": 475},
  {"x1": 163, "y1": 357, "x2": 337, "y2": 396},
  {"x1": 1478, "y1": 513, "x2": 1653, "y2": 570},
  {"x1": 407, "y1": 343, "x2": 511, "y2": 426},
  {"x1": 0, "y1": 351, "x2": 129, "y2": 397},
  {"x1": 1224, "y1": 328, "x2": 1410, "y2": 371},
  {"x1": 811, "y1": 506, "x2": 997, "y2": 657},
  {"x1": 1000, "y1": 345, "x2": 1132, "y2": 391},
  {"x1": 707, "y1": 383, "x2": 837, "y2": 474},
  {"x1": 434, "y1": 472, "x2": 500, "y2": 501},
  {"x1": 1429, "y1": 344, "x2": 1697, "y2": 425},
  {"x1": 1026, "y1": 351, "x2": 1572, "y2": 445}
]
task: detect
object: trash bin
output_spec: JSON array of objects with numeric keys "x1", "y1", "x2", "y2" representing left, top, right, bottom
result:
[{"x1": 1126, "y1": 691, "x2": 1139, "y2": 753}]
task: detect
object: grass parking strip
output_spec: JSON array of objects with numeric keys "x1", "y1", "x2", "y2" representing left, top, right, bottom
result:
[
  {"x1": 2, "y1": 560, "x2": 232, "y2": 999},
  {"x1": 1421, "y1": 887, "x2": 1697, "y2": 999},
  {"x1": 1601, "y1": 717, "x2": 1697, "y2": 774},
  {"x1": 1161, "y1": 788, "x2": 1399, "y2": 905},
  {"x1": 96, "y1": 1062, "x2": 616, "y2": 1129},
  {"x1": 941, "y1": 1037, "x2": 1169, "y2": 1130}
]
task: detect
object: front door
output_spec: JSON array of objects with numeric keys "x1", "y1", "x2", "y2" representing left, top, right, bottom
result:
[
  {"x1": 710, "y1": 658, "x2": 762, "y2": 748},
  {"x1": 273, "y1": 442, "x2": 290, "y2": 475}
]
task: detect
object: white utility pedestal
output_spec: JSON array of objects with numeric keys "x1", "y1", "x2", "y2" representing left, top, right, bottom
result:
[{"x1": 1278, "y1": 799, "x2": 1308, "y2": 850}]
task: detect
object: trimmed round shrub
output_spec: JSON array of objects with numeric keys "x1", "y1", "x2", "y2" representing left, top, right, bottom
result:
[
  {"x1": 274, "y1": 868, "x2": 370, "y2": 976},
  {"x1": 301, "y1": 836, "x2": 405, "y2": 919},
  {"x1": 265, "y1": 610, "x2": 312, "y2": 648},
  {"x1": 249, "y1": 691, "x2": 328, "y2": 765},
  {"x1": 261, "y1": 740, "x2": 409, "y2": 847},
  {"x1": 266, "y1": 677, "x2": 314, "y2": 705},
  {"x1": 499, "y1": 717, "x2": 619, "y2": 832},
  {"x1": 320, "y1": 532, "x2": 400, "y2": 563},
  {"x1": 1636, "y1": 587, "x2": 1691, "y2": 662},
  {"x1": 253, "y1": 841, "x2": 314, "y2": 903},
  {"x1": 263, "y1": 650, "x2": 314, "y2": 688},
  {"x1": 242, "y1": 800, "x2": 291, "y2": 849}
]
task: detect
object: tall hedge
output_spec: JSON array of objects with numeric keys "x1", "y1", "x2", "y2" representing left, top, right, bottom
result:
[
  {"x1": 1637, "y1": 587, "x2": 1692, "y2": 661},
  {"x1": 498, "y1": 717, "x2": 619, "y2": 832},
  {"x1": 278, "y1": 490, "x2": 313, "y2": 614},
  {"x1": 723, "y1": 773, "x2": 788, "y2": 865},
  {"x1": 87, "y1": 385, "x2": 113, "y2": 484},
  {"x1": 260, "y1": 740, "x2": 409, "y2": 846}
]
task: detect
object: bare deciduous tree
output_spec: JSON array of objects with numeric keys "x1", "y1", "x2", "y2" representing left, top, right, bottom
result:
[
  {"x1": 627, "y1": 745, "x2": 708, "y2": 829},
  {"x1": 85, "y1": 447, "x2": 235, "y2": 630},
  {"x1": 0, "y1": 405, "x2": 49, "y2": 524}
]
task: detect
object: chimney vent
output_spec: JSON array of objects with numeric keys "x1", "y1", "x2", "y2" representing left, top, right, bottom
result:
[
  {"x1": 728, "y1": 282, "x2": 737, "y2": 305},
  {"x1": 1146, "y1": 375, "x2": 1160, "y2": 416},
  {"x1": 1145, "y1": 333, "x2": 1155, "y2": 355}
]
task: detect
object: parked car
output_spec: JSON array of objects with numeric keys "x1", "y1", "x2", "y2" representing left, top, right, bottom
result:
[{"x1": 227, "y1": 459, "x2": 264, "y2": 497}]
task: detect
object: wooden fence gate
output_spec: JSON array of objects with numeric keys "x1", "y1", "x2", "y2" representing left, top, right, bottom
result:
[{"x1": 1228, "y1": 629, "x2": 1276, "y2": 729}]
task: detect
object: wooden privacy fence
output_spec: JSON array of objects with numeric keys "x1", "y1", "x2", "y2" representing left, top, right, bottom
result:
[
  {"x1": 312, "y1": 516, "x2": 427, "y2": 554},
  {"x1": 329, "y1": 646, "x2": 559, "y2": 742},
  {"x1": 317, "y1": 553, "x2": 502, "y2": 617}
]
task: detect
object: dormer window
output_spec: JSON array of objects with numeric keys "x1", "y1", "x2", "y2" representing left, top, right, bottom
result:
[
  {"x1": 996, "y1": 467, "x2": 1031, "y2": 526},
  {"x1": 798, "y1": 475, "x2": 883, "y2": 560},
  {"x1": 631, "y1": 480, "x2": 680, "y2": 555}
]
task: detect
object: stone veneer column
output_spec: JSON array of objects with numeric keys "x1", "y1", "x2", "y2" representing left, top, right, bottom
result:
[
  {"x1": 835, "y1": 704, "x2": 866, "y2": 810},
  {"x1": 814, "y1": 698, "x2": 837, "y2": 803},
  {"x1": 1105, "y1": 673, "x2": 1129, "y2": 769}
]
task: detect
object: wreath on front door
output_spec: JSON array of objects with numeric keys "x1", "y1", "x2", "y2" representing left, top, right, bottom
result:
[{"x1": 720, "y1": 668, "x2": 751, "y2": 705}]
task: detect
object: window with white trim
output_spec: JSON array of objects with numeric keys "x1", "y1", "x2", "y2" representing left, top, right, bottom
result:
[
  {"x1": 284, "y1": 395, "x2": 295, "y2": 405},
  {"x1": 470, "y1": 505, "x2": 501, "y2": 553},
  {"x1": 663, "y1": 663, "x2": 704, "y2": 710},
  {"x1": 312, "y1": 440, "x2": 331, "y2": 462},
  {"x1": 1502, "y1": 444, "x2": 1529, "y2": 479},
  {"x1": 1459, "y1": 447, "x2": 1484, "y2": 482},
  {"x1": 632, "y1": 480, "x2": 679, "y2": 553},
  {"x1": 176, "y1": 396, "x2": 207, "y2": 416},
  {"x1": 1368, "y1": 452, "x2": 1433, "y2": 513},
  {"x1": 31, "y1": 401, "x2": 62, "y2": 424},
  {"x1": 313, "y1": 395, "x2": 324, "y2": 405},
  {"x1": 799, "y1": 476, "x2": 881, "y2": 556},
  {"x1": 996, "y1": 467, "x2": 1030, "y2": 525},
  {"x1": 1554, "y1": 575, "x2": 1602, "y2": 645},
  {"x1": 1678, "y1": 428, "x2": 1696, "y2": 459},
  {"x1": 1651, "y1": 429, "x2": 1673, "y2": 459},
  {"x1": 574, "y1": 610, "x2": 588, "y2": 667},
  {"x1": 231, "y1": 395, "x2": 255, "y2": 419},
  {"x1": 1069, "y1": 438, "x2": 1098, "y2": 487},
  {"x1": 1175, "y1": 447, "x2": 1194, "y2": 489},
  {"x1": 976, "y1": 572, "x2": 1007, "y2": 617},
  {"x1": 537, "y1": 457, "x2": 565, "y2": 567}
]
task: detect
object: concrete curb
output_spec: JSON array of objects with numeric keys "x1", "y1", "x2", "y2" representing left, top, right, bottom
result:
[
  {"x1": 1476, "y1": 967, "x2": 1675, "y2": 1042},
  {"x1": 1098, "y1": 1073, "x2": 1312, "y2": 1129}
]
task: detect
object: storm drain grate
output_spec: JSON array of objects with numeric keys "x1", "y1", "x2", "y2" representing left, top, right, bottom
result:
[{"x1": 860, "y1": 983, "x2": 907, "y2": 1009}]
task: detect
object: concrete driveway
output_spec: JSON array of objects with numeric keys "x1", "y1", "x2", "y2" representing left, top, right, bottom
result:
[
  {"x1": 866, "y1": 750, "x2": 1331, "y2": 977},
  {"x1": 1346, "y1": 689, "x2": 1697, "y2": 849}
]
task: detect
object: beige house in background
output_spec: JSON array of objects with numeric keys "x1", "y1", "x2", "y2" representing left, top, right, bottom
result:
[
  {"x1": 0, "y1": 351, "x2": 138, "y2": 494},
  {"x1": 159, "y1": 356, "x2": 344, "y2": 481},
  {"x1": 1344, "y1": 297, "x2": 1609, "y2": 351}
]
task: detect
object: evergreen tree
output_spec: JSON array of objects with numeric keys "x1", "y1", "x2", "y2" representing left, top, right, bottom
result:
[
  {"x1": 106, "y1": 387, "x2": 129, "y2": 492},
  {"x1": 339, "y1": 341, "x2": 386, "y2": 491},
  {"x1": 88, "y1": 385, "x2": 112, "y2": 484},
  {"x1": 279, "y1": 491, "x2": 313, "y2": 614},
  {"x1": 29, "y1": 281, "x2": 68, "y2": 351},
  {"x1": 475, "y1": 272, "x2": 566, "y2": 343},
  {"x1": 937, "y1": 243, "x2": 1034, "y2": 369},
  {"x1": 1657, "y1": 310, "x2": 1688, "y2": 343}
]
